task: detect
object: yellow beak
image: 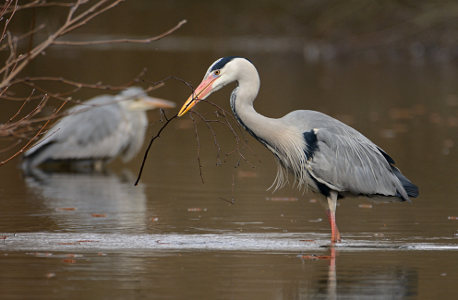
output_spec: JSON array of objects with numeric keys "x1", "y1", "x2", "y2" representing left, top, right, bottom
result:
[{"x1": 178, "y1": 75, "x2": 217, "y2": 117}]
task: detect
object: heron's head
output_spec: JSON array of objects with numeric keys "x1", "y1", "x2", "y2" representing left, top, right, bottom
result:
[
  {"x1": 178, "y1": 56, "x2": 254, "y2": 117},
  {"x1": 118, "y1": 87, "x2": 175, "y2": 112}
]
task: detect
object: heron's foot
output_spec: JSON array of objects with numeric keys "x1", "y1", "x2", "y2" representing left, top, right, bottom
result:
[{"x1": 330, "y1": 228, "x2": 341, "y2": 244}]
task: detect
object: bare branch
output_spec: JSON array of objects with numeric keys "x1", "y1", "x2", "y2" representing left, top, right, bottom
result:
[
  {"x1": 0, "y1": 95, "x2": 69, "y2": 166},
  {"x1": 1, "y1": 1, "x2": 74, "y2": 14},
  {"x1": 0, "y1": 0, "x2": 17, "y2": 45},
  {"x1": 54, "y1": 19, "x2": 187, "y2": 45},
  {"x1": 134, "y1": 111, "x2": 178, "y2": 186}
]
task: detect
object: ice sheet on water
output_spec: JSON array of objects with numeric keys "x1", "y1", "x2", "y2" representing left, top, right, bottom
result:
[{"x1": 0, "y1": 232, "x2": 457, "y2": 252}]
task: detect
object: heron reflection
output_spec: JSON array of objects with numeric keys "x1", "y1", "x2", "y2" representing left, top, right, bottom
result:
[
  {"x1": 23, "y1": 87, "x2": 175, "y2": 172},
  {"x1": 24, "y1": 168, "x2": 148, "y2": 231},
  {"x1": 298, "y1": 247, "x2": 417, "y2": 299}
]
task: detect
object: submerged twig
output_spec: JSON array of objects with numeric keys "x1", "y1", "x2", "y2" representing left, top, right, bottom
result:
[{"x1": 218, "y1": 173, "x2": 236, "y2": 205}]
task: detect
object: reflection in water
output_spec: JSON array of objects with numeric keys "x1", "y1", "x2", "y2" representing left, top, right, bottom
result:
[
  {"x1": 23, "y1": 168, "x2": 148, "y2": 232},
  {"x1": 303, "y1": 247, "x2": 417, "y2": 300}
]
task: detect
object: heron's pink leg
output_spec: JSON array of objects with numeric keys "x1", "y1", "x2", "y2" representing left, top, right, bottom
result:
[
  {"x1": 326, "y1": 191, "x2": 341, "y2": 243},
  {"x1": 326, "y1": 209, "x2": 341, "y2": 243}
]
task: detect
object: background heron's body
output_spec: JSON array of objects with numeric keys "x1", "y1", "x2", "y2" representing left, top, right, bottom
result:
[
  {"x1": 23, "y1": 87, "x2": 175, "y2": 171},
  {"x1": 178, "y1": 57, "x2": 419, "y2": 243}
]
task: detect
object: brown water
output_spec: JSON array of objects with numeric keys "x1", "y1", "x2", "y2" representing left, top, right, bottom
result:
[{"x1": 1, "y1": 1, "x2": 457, "y2": 299}]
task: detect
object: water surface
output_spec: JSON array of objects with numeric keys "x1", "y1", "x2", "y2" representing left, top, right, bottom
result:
[{"x1": 1, "y1": 1, "x2": 457, "y2": 299}]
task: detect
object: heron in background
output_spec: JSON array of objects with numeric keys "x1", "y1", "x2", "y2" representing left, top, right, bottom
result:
[
  {"x1": 23, "y1": 87, "x2": 175, "y2": 171},
  {"x1": 178, "y1": 56, "x2": 419, "y2": 243}
]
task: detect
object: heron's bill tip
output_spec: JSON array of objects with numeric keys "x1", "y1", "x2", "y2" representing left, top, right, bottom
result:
[{"x1": 177, "y1": 96, "x2": 197, "y2": 117}]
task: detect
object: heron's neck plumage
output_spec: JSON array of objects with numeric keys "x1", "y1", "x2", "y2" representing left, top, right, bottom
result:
[
  {"x1": 229, "y1": 67, "x2": 280, "y2": 148},
  {"x1": 229, "y1": 62, "x2": 308, "y2": 191}
]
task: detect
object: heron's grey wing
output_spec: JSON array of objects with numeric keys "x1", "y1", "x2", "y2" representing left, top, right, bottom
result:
[
  {"x1": 309, "y1": 126, "x2": 409, "y2": 199},
  {"x1": 24, "y1": 97, "x2": 133, "y2": 166},
  {"x1": 284, "y1": 110, "x2": 412, "y2": 200}
]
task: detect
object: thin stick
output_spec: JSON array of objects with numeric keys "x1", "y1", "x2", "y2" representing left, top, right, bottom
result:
[
  {"x1": 190, "y1": 110, "x2": 222, "y2": 165},
  {"x1": 134, "y1": 112, "x2": 177, "y2": 186},
  {"x1": 6, "y1": 89, "x2": 35, "y2": 122},
  {"x1": 189, "y1": 112, "x2": 205, "y2": 184}
]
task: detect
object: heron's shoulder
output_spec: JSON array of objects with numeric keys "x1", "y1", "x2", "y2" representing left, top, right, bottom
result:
[
  {"x1": 281, "y1": 110, "x2": 373, "y2": 143},
  {"x1": 282, "y1": 110, "x2": 333, "y2": 121},
  {"x1": 281, "y1": 110, "x2": 345, "y2": 130}
]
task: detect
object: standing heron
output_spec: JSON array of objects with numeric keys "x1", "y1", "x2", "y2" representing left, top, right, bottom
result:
[
  {"x1": 177, "y1": 57, "x2": 419, "y2": 243},
  {"x1": 23, "y1": 87, "x2": 175, "y2": 171}
]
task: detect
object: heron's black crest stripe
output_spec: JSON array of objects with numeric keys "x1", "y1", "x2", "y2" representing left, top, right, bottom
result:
[
  {"x1": 377, "y1": 146, "x2": 395, "y2": 164},
  {"x1": 303, "y1": 130, "x2": 318, "y2": 159},
  {"x1": 210, "y1": 56, "x2": 239, "y2": 71}
]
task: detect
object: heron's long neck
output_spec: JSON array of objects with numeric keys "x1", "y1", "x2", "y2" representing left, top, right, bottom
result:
[
  {"x1": 230, "y1": 79, "x2": 286, "y2": 148},
  {"x1": 230, "y1": 68, "x2": 307, "y2": 191}
]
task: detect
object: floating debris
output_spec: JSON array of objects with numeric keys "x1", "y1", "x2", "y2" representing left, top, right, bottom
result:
[
  {"x1": 448, "y1": 216, "x2": 457, "y2": 220},
  {"x1": 308, "y1": 218, "x2": 322, "y2": 223},
  {"x1": 237, "y1": 170, "x2": 258, "y2": 178},
  {"x1": 300, "y1": 254, "x2": 333, "y2": 260},
  {"x1": 358, "y1": 204, "x2": 373, "y2": 209},
  {"x1": 151, "y1": 217, "x2": 159, "y2": 222},
  {"x1": 187, "y1": 208, "x2": 207, "y2": 212},
  {"x1": 265, "y1": 197, "x2": 298, "y2": 202},
  {"x1": 55, "y1": 207, "x2": 76, "y2": 211},
  {"x1": 91, "y1": 213, "x2": 107, "y2": 218},
  {"x1": 27, "y1": 252, "x2": 53, "y2": 257},
  {"x1": 62, "y1": 259, "x2": 76, "y2": 264}
]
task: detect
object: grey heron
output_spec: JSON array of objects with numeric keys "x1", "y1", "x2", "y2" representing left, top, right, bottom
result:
[
  {"x1": 23, "y1": 87, "x2": 175, "y2": 171},
  {"x1": 177, "y1": 56, "x2": 419, "y2": 243}
]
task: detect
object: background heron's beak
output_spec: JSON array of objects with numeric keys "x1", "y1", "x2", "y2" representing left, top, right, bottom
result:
[
  {"x1": 178, "y1": 75, "x2": 216, "y2": 117},
  {"x1": 141, "y1": 96, "x2": 176, "y2": 110}
]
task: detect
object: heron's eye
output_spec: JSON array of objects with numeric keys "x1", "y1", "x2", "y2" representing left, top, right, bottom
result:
[{"x1": 214, "y1": 70, "x2": 220, "y2": 76}]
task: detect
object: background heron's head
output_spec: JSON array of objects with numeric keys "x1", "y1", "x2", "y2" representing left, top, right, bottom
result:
[
  {"x1": 178, "y1": 56, "x2": 256, "y2": 117},
  {"x1": 117, "y1": 87, "x2": 175, "y2": 112}
]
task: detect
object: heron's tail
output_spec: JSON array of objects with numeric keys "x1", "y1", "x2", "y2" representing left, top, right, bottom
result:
[{"x1": 392, "y1": 166, "x2": 419, "y2": 199}]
